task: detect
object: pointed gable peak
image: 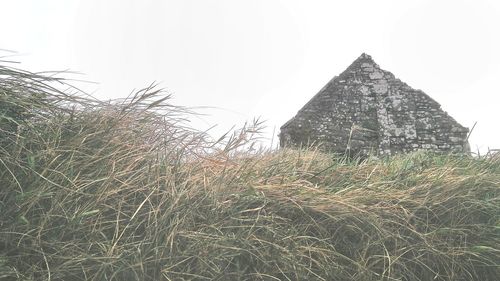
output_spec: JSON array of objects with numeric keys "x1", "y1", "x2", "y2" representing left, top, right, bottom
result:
[
  {"x1": 359, "y1": 52, "x2": 372, "y2": 59},
  {"x1": 342, "y1": 53, "x2": 381, "y2": 75},
  {"x1": 353, "y1": 53, "x2": 377, "y2": 66}
]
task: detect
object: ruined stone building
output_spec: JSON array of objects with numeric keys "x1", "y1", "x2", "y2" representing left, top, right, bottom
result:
[{"x1": 280, "y1": 53, "x2": 470, "y2": 156}]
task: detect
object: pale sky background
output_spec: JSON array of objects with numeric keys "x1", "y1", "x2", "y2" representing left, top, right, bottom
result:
[{"x1": 1, "y1": 0, "x2": 499, "y2": 153}]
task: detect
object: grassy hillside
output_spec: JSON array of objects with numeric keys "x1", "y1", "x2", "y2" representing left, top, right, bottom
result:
[{"x1": 1, "y1": 64, "x2": 499, "y2": 280}]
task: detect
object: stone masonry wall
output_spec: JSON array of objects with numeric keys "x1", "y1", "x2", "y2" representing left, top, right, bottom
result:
[{"x1": 280, "y1": 54, "x2": 469, "y2": 156}]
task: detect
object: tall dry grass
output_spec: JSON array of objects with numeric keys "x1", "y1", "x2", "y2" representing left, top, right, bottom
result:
[{"x1": 1, "y1": 63, "x2": 499, "y2": 280}]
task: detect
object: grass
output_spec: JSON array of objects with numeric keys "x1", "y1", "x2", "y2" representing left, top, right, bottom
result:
[{"x1": 1, "y1": 63, "x2": 499, "y2": 280}]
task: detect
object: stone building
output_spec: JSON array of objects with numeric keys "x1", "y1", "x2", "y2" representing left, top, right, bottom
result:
[{"x1": 280, "y1": 53, "x2": 470, "y2": 156}]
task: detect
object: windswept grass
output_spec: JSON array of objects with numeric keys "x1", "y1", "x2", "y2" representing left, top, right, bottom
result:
[{"x1": 1, "y1": 64, "x2": 499, "y2": 280}]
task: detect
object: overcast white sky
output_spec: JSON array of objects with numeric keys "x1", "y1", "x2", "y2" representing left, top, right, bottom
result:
[{"x1": 2, "y1": 0, "x2": 499, "y2": 153}]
